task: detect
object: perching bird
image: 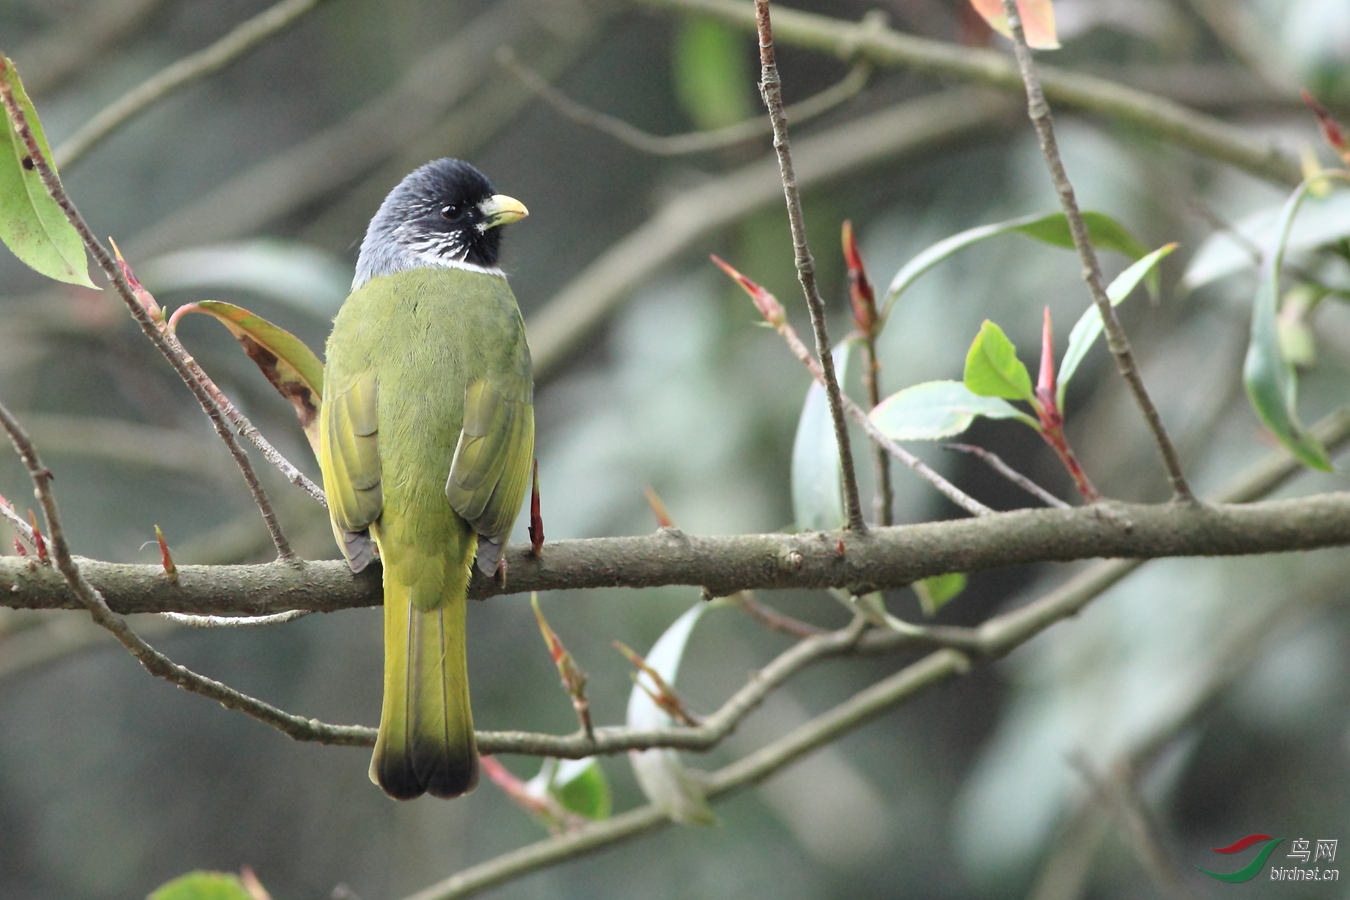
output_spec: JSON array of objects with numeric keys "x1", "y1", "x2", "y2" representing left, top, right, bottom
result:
[{"x1": 319, "y1": 159, "x2": 534, "y2": 799}]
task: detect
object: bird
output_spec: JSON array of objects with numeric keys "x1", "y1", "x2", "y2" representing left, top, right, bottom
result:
[{"x1": 318, "y1": 158, "x2": 534, "y2": 800}]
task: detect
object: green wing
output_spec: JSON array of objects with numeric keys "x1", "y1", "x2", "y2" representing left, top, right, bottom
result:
[
  {"x1": 320, "y1": 371, "x2": 383, "y2": 571},
  {"x1": 445, "y1": 378, "x2": 535, "y2": 574}
]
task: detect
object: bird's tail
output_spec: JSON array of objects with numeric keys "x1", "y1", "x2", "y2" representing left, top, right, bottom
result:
[{"x1": 370, "y1": 544, "x2": 477, "y2": 800}]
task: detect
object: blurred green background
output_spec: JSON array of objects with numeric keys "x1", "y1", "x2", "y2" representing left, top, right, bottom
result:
[{"x1": 1, "y1": 0, "x2": 1349, "y2": 898}]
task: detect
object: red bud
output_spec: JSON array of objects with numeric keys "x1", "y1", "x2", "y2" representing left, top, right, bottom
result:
[
  {"x1": 528, "y1": 458, "x2": 543, "y2": 557},
  {"x1": 842, "y1": 220, "x2": 877, "y2": 336},
  {"x1": 643, "y1": 486, "x2": 675, "y2": 529},
  {"x1": 28, "y1": 510, "x2": 47, "y2": 564},
  {"x1": 1303, "y1": 89, "x2": 1349, "y2": 161},
  {"x1": 711, "y1": 255, "x2": 786, "y2": 328},
  {"x1": 109, "y1": 238, "x2": 163, "y2": 322}
]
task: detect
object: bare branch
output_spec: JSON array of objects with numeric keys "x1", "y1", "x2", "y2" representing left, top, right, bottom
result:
[
  {"x1": 998, "y1": 0, "x2": 1193, "y2": 502},
  {"x1": 55, "y1": 0, "x2": 336, "y2": 168},
  {"x1": 755, "y1": 0, "x2": 864, "y2": 532},
  {"x1": 12, "y1": 488, "x2": 1350, "y2": 617}
]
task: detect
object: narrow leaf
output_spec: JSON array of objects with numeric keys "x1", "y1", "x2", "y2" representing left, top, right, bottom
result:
[
  {"x1": 965, "y1": 321, "x2": 1035, "y2": 401},
  {"x1": 791, "y1": 340, "x2": 853, "y2": 531},
  {"x1": 0, "y1": 57, "x2": 96, "y2": 288},
  {"x1": 1057, "y1": 243, "x2": 1177, "y2": 407},
  {"x1": 967, "y1": 0, "x2": 1059, "y2": 49},
  {"x1": 626, "y1": 603, "x2": 716, "y2": 826},
  {"x1": 1242, "y1": 179, "x2": 1335, "y2": 471},
  {"x1": 170, "y1": 300, "x2": 324, "y2": 455},
  {"x1": 913, "y1": 572, "x2": 967, "y2": 617},
  {"x1": 882, "y1": 210, "x2": 1150, "y2": 320},
  {"x1": 871, "y1": 380, "x2": 1036, "y2": 441}
]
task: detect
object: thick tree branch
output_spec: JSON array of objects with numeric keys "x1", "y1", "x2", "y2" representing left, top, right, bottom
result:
[
  {"x1": 9, "y1": 491, "x2": 1350, "y2": 616},
  {"x1": 626, "y1": 0, "x2": 1302, "y2": 186}
]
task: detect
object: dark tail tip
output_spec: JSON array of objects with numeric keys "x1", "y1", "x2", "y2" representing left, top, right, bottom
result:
[{"x1": 372, "y1": 743, "x2": 479, "y2": 801}]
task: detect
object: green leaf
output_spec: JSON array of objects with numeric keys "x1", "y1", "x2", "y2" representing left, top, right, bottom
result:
[
  {"x1": 881, "y1": 210, "x2": 1151, "y2": 321},
  {"x1": 0, "y1": 57, "x2": 96, "y2": 288},
  {"x1": 551, "y1": 757, "x2": 612, "y2": 821},
  {"x1": 870, "y1": 380, "x2": 1037, "y2": 441},
  {"x1": 673, "y1": 18, "x2": 753, "y2": 131},
  {"x1": 964, "y1": 321, "x2": 1035, "y2": 401},
  {"x1": 790, "y1": 341, "x2": 853, "y2": 531},
  {"x1": 626, "y1": 603, "x2": 717, "y2": 825},
  {"x1": 1242, "y1": 178, "x2": 1339, "y2": 471},
  {"x1": 1056, "y1": 243, "x2": 1178, "y2": 407},
  {"x1": 171, "y1": 300, "x2": 324, "y2": 456},
  {"x1": 913, "y1": 572, "x2": 967, "y2": 617},
  {"x1": 148, "y1": 872, "x2": 253, "y2": 900}
]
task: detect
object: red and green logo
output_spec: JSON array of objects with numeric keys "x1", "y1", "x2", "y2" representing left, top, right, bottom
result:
[{"x1": 1197, "y1": 834, "x2": 1284, "y2": 883}]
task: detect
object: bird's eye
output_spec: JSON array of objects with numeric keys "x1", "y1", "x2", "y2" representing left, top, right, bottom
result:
[{"x1": 440, "y1": 204, "x2": 462, "y2": 220}]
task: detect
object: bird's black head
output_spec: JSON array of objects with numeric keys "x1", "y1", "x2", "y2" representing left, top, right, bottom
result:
[{"x1": 352, "y1": 158, "x2": 528, "y2": 289}]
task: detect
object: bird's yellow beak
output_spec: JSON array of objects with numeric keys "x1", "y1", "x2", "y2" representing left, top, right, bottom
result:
[{"x1": 479, "y1": 194, "x2": 528, "y2": 229}]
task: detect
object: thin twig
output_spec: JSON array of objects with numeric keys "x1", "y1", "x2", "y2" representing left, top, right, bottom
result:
[
  {"x1": 55, "y1": 0, "x2": 335, "y2": 168},
  {"x1": 998, "y1": 0, "x2": 1193, "y2": 503},
  {"x1": 755, "y1": 0, "x2": 865, "y2": 533},
  {"x1": 161, "y1": 327, "x2": 326, "y2": 505},
  {"x1": 0, "y1": 492, "x2": 37, "y2": 547},
  {"x1": 0, "y1": 400, "x2": 367, "y2": 745},
  {"x1": 0, "y1": 62, "x2": 296, "y2": 562},
  {"x1": 757, "y1": 291, "x2": 992, "y2": 516},
  {"x1": 729, "y1": 589, "x2": 826, "y2": 638},
  {"x1": 497, "y1": 45, "x2": 871, "y2": 157},
  {"x1": 945, "y1": 443, "x2": 1070, "y2": 509},
  {"x1": 860, "y1": 337, "x2": 894, "y2": 525}
]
